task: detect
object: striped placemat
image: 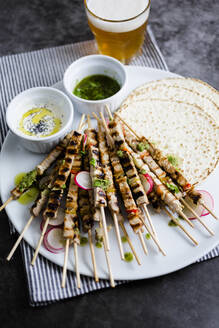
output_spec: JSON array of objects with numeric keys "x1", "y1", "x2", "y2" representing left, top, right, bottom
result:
[{"x1": 0, "y1": 26, "x2": 218, "y2": 306}]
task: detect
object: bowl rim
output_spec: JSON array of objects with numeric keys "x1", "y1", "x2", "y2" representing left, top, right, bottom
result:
[
  {"x1": 6, "y1": 86, "x2": 74, "y2": 142},
  {"x1": 63, "y1": 54, "x2": 127, "y2": 104}
]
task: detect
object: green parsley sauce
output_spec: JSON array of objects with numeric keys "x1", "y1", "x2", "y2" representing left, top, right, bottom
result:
[
  {"x1": 124, "y1": 252, "x2": 133, "y2": 262},
  {"x1": 73, "y1": 75, "x2": 121, "y2": 100},
  {"x1": 18, "y1": 187, "x2": 39, "y2": 205}
]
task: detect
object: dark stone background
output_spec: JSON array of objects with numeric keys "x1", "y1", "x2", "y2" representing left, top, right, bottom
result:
[{"x1": 0, "y1": 0, "x2": 218, "y2": 327}]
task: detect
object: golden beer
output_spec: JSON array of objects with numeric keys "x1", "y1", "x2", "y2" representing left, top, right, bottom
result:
[{"x1": 84, "y1": 0, "x2": 150, "y2": 63}]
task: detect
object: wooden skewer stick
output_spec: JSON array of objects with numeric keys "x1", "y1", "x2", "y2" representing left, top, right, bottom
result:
[
  {"x1": 31, "y1": 217, "x2": 50, "y2": 265},
  {"x1": 178, "y1": 211, "x2": 194, "y2": 228},
  {"x1": 138, "y1": 230, "x2": 148, "y2": 255},
  {"x1": 99, "y1": 221, "x2": 115, "y2": 287},
  {"x1": 99, "y1": 112, "x2": 114, "y2": 147},
  {"x1": 62, "y1": 238, "x2": 70, "y2": 288},
  {"x1": 114, "y1": 112, "x2": 141, "y2": 140},
  {"x1": 119, "y1": 222, "x2": 141, "y2": 265},
  {"x1": 88, "y1": 229, "x2": 99, "y2": 282},
  {"x1": 74, "y1": 242, "x2": 81, "y2": 289},
  {"x1": 100, "y1": 206, "x2": 110, "y2": 251},
  {"x1": 163, "y1": 207, "x2": 198, "y2": 246},
  {"x1": 140, "y1": 216, "x2": 166, "y2": 256},
  {"x1": 181, "y1": 199, "x2": 214, "y2": 236},
  {"x1": 0, "y1": 196, "x2": 13, "y2": 212},
  {"x1": 199, "y1": 200, "x2": 218, "y2": 220},
  {"x1": 7, "y1": 215, "x2": 35, "y2": 261},
  {"x1": 112, "y1": 213, "x2": 124, "y2": 260},
  {"x1": 142, "y1": 204, "x2": 157, "y2": 237}
]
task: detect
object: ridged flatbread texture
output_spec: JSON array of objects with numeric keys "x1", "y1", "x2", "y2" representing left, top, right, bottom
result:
[{"x1": 118, "y1": 98, "x2": 219, "y2": 185}]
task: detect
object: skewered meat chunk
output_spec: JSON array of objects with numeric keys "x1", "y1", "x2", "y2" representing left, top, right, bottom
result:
[
  {"x1": 86, "y1": 129, "x2": 107, "y2": 208},
  {"x1": 64, "y1": 174, "x2": 79, "y2": 239},
  {"x1": 123, "y1": 143, "x2": 183, "y2": 213},
  {"x1": 37, "y1": 131, "x2": 73, "y2": 175},
  {"x1": 108, "y1": 120, "x2": 149, "y2": 207},
  {"x1": 123, "y1": 126, "x2": 202, "y2": 203}
]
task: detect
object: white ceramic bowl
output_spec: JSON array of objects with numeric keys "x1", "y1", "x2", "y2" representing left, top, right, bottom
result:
[
  {"x1": 63, "y1": 54, "x2": 127, "y2": 114},
  {"x1": 6, "y1": 87, "x2": 74, "y2": 154}
]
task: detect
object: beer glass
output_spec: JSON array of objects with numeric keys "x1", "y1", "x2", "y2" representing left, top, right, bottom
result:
[{"x1": 84, "y1": 0, "x2": 151, "y2": 63}]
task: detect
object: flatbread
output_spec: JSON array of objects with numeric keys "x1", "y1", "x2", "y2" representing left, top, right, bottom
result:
[
  {"x1": 118, "y1": 98, "x2": 219, "y2": 185},
  {"x1": 123, "y1": 83, "x2": 219, "y2": 126}
]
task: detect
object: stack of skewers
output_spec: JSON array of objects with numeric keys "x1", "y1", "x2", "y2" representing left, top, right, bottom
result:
[{"x1": 2, "y1": 107, "x2": 218, "y2": 288}]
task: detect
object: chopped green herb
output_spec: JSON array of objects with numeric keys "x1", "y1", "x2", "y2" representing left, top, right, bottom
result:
[
  {"x1": 62, "y1": 160, "x2": 65, "y2": 165},
  {"x1": 124, "y1": 252, "x2": 133, "y2": 262},
  {"x1": 18, "y1": 169, "x2": 38, "y2": 192},
  {"x1": 168, "y1": 219, "x2": 179, "y2": 227},
  {"x1": 145, "y1": 233, "x2": 151, "y2": 240},
  {"x1": 167, "y1": 155, "x2": 179, "y2": 168},
  {"x1": 117, "y1": 150, "x2": 124, "y2": 158},
  {"x1": 81, "y1": 150, "x2": 86, "y2": 155},
  {"x1": 80, "y1": 236, "x2": 88, "y2": 246},
  {"x1": 90, "y1": 158, "x2": 96, "y2": 167},
  {"x1": 61, "y1": 184, "x2": 66, "y2": 189},
  {"x1": 95, "y1": 241, "x2": 102, "y2": 248},
  {"x1": 137, "y1": 142, "x2": 149, "y2": 152},
  {"x1": 166, "y1": 183, "x2": 179, "y2": 194},
  {"x1": 121, "y1": 236, "x2": 128, "y2": 243},
  {"x1": 93, "y1": 178, "x2": 110, "y2": 190},
  {"x1": 140, "y1": 169, "x2": 146, "y2": 174},
  {"x1": 127, "y1": 178, "x2": 130, "y2": 185}
]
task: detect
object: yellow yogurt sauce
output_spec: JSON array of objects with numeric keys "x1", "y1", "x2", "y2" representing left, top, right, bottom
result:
[{"x1": 19, "y1": 107, "x2": 61, "y2": 137}]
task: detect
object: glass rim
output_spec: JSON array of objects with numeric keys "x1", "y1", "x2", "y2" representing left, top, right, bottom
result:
[{"x1": 84, "y1": 0, "x2": 151, "y2": 23}]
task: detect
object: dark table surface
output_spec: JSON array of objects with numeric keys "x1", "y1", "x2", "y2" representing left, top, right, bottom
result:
[{"x1": 0, "y1": 0, "x2": 219, "y2": 327}]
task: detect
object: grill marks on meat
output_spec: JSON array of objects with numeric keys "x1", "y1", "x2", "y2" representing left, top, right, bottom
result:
[
  {"x1": 97, "y1": 125, "x2": 120, "y2": 214},
  {"x1": 37, "y1": 131, "x2": 72, "y2": 175},
  {"x1": 124, "y1": 127, "x2": 202, "y2": 204},
  {"x1": 86, "y1": 128, "x2": 107, "y2": 208},
  {"x1": 124, "y1": 142, "x2": 183, "y2": 213},
  {"x1": 53, "y1": 132, "x2": 82, "y2": 190},
  {"x1": 108, "y1": 120, "x2": 149, "y2": 207},
  {"x1": 43, "y1": 189, "x2": 63, "y2": 219}
]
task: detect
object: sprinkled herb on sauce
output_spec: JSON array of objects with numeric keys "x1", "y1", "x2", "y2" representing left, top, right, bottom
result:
[
  {"x1": 73, "y1": 75, "x2": 121, "y2": 100},
  {"x1": 124, "y1": 252, "x2": 133, "y2": 262},
  {"x1": 80, "y1": 236, "x2": 88, "y2": 246},
  {"x1": 121, "y1": 236, "x2": 128, "y2": 243},
  {"x1": 19, "y1": 107, "x2": 61, "y2": 137},
  {"x1": 166, "y1": 183, "x2": 179, "y2": 194}
]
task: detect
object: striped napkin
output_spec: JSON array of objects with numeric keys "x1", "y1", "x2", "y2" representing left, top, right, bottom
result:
[{"x1": 0, "y1": 26, "x2": 218, "y2": 306}]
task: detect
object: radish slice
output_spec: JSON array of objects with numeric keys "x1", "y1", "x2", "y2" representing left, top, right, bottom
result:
[
  {"x1": 74, "y1": 171, "x2": 92, "y2": 190},
  {"x1": 49, "y1": 207, "x2": 65, "y2": 226},
  {"x1": 183, "y1": 190, "x2": 214, "y2": 220},
  {"x1": 43, "y1": 227, "x2": 65, "y2": 253},
  {"x1": 140, "y1": 173, "x2": 154, "y2": 194},
  {"x1": 83, "y1": 134, "x2": 87, "y2": 145}
]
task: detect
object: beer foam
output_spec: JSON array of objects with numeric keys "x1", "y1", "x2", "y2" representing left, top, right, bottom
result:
[{"x1": 86, "y1": 0, "x2": 150, "y2": 33}]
